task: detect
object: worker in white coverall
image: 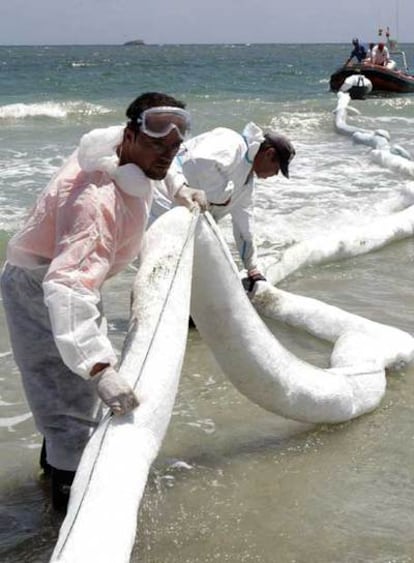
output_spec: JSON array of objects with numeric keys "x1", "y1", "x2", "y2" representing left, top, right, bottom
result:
[
  {"x1": 150, "y1": 123, "x2": 295, "y2": 290},
  {"x1": 370, "y1": 42, "x2": 391, "y2": 66},
  {"x1": 0, "y1": 92, "x2": 207, "y2": 512}
]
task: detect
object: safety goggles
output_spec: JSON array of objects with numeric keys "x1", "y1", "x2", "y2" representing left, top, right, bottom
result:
[{"x1": 136, "y1": 106, "x2": 191, "y2": 140}]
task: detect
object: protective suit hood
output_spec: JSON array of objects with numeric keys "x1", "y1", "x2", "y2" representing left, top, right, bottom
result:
[
  {"x1": 242, "y1": 122, "x2": 265, "y2": 163},
  {"x1": 78, "y1": 125, "x2": 152, "y2": 198}
]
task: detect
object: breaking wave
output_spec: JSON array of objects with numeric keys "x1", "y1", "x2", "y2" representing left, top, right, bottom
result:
[{"x1": 0, "y1": 100, "x2": 111, "y2": 120}]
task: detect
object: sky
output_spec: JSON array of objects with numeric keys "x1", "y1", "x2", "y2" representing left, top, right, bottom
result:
[{"x1": 0, "y1": 0, "x2": 412, "y2": 45}]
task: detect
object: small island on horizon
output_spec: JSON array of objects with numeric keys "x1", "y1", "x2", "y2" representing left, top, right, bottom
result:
[{"x1": 123, "y1": 39, "x2": 145, "y2": 46}]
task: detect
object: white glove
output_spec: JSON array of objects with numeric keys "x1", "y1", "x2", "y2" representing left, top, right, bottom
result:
[
  {"x1": 92, "y1": 366, "x2": 139, "y2": 416},
  {"x1": 174, "y1": 185, "x2": 208, "y2": 212}
]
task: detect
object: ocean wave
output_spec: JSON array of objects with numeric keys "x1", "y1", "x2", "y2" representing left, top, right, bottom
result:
[
  {"x1": 370, "y1": 97, "x2": 414, "y2": 111},
  {"x1": 270, "y1": 111, "x2": 331, "y2": 136},
  {"x1": 70, "y1": 61, "x2": 97, "y2": 68},
  {"x1": 0, "y1": 101, "x2": 112, "y2": 120},
  {"x1": 371, "y1": 115, "x2": 414, "y2": 125}
]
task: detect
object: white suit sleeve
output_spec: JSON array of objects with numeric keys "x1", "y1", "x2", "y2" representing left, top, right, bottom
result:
[
  {"x1": 230, "y1": 190, "x2": 258, "y2": 272},
  {"x1": 164, "y1": 159, "x2": 187, "y2": 198},
  {"x1": 43, "y1": 280, "x2": 117, "y2": 378},
  {"x1": 150, "y1": 160, "x2": 189, "y2": 223},
  {"x1": 43, "y1": 184, "x2": 119, "y2": 379}
]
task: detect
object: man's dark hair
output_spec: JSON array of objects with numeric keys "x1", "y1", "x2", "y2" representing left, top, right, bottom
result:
[
  {"x1": 258, "y1": 135, "x2": 279, "y2": 157},
  {"x1": 126, "y1": 92, "x2": 186, "y2": 132},
  {"x1": 259, "y1": 132, "x2": 296, "y2": 178}
]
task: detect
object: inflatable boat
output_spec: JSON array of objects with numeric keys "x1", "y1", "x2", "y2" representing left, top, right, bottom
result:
[{"x1": 330, "y1": 62, "x2": 414, "y2": 94}]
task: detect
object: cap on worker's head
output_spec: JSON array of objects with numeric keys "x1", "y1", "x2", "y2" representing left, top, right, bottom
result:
[{"x1": 264, "y1": 132, "x2": 296, "y2": 178}]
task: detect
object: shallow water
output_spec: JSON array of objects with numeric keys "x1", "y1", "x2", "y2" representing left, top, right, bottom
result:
[{"x1": 2, "y1": 239, "x2": 414, "y2": 562}]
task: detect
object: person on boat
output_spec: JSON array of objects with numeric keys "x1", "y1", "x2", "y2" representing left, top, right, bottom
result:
[
  {"x1": 370, "y1": 42, "x2": 391, "y2": 66},
  {"x1": 0, "y1": 92, "x2": 207, "y2": 512},
  {"x1": 345, "y1": 38, "x2": 367, "y2": 65},
  {"x1": 150, "y1": 123, "x2": 295, "y2": 291},
  {"x1": 365, "y1": 42, "x2": 375, "y2": 61}
]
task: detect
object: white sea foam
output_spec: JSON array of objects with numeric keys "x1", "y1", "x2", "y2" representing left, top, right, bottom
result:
[
  {"x1": 270, "y1": 111, "x2": 331, "y2": 137},
  {"x1": 370, "y1": 97, "x2": 414, "y2": 110},
  {"x1": 0, "y1": 101, "x2": 111, "y2": 120},
  {"x1": 70, "y1": 61, "x2": 96, "y2": 68}
]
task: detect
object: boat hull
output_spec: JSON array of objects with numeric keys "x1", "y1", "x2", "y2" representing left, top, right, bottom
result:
[{"x1": 330, "y1": 63, "x2": 414, "y2": 94}]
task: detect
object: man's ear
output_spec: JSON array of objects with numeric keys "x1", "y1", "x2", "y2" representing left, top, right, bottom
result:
[
  {"x1": 265, "y1": 146, "x2": 276, "y2": 161},
  {"x1": 123, "y1": 127, "x2": 135, "y2": 144}
]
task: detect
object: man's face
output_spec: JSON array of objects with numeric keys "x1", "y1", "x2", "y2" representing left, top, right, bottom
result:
[
  {"x1": 253, "y1": 148, "x2": 281, "y2": 179},
  {"x1": 123, "y1": 128, "x2": 182, "y2": 180}
]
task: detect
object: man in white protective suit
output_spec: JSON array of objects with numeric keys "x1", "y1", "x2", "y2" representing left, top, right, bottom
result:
[
  {"x1": 370, "y1": 42, "x2": 391, "y2": 67},
  {"x1": 150, "y1": 123, "x2": 295, "y2": 290},
  {"x1": 0, "y1": 92, "x2": 207, "y2": 512}
]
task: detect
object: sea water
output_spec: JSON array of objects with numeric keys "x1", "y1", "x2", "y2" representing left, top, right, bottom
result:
[{"x1": 0, "y1": 43, "x2": 414, "y2": 562}]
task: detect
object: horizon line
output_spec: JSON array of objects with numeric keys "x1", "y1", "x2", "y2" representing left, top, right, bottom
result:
[{"x1": 2, "y1": 41, "x2": 414, "y2": 47}]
